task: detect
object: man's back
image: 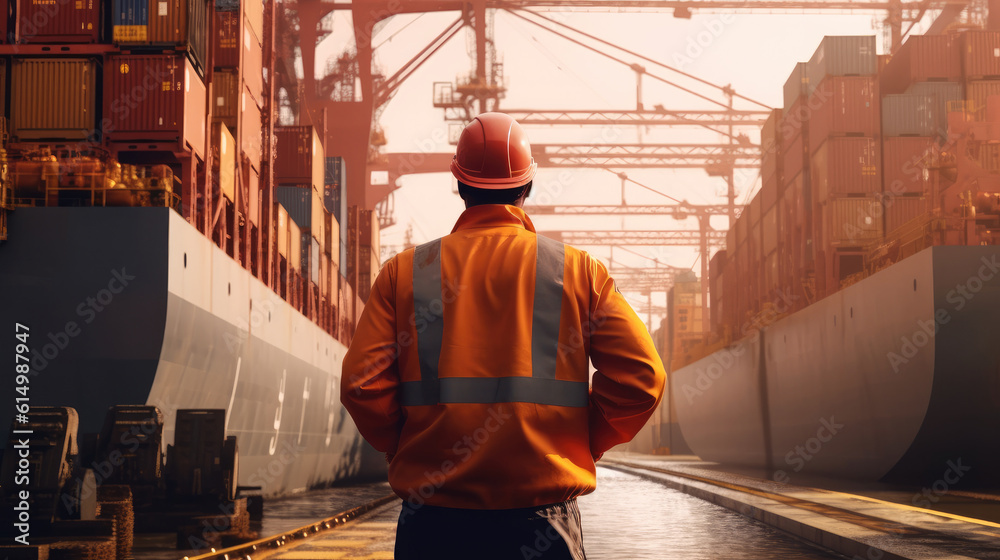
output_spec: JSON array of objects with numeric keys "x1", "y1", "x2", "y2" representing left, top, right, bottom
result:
[{"x1": 342, "y1": 204, "x2": 666, "y2": 509}]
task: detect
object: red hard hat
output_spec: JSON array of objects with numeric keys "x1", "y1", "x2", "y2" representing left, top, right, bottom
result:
[{"x1": 450, "y1": 112, "x2": 537, "y2": 190}]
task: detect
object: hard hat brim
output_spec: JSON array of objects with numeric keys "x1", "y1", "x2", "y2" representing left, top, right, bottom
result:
[{"x1": 451, "y1": 157, "x2": 537, "y2": 190}]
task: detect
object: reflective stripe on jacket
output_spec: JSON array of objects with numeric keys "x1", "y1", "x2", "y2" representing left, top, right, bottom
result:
[{"x1": 342, "y1": 205, "x2": 666, "y2": 509}]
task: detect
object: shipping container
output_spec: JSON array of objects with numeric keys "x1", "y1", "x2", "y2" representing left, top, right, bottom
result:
[
  {"x1": 276, "y1": 186, "x2": 311, "y2": 230},
  {"x1": 311, "y1": 187, "x2": 325, "y2": 251},
  {"x1": 884, "y1": 195, "x2": 927, "y2": 233},
  {"x1": 324, "y1": 156, "x2": 346, "y2": 218},
  {"x1": 215, "y1": 0, "x2": 237, "y2": 10},
  {"x1": 213, "y1": 9, "x2": 239, "y2": 67},
  {"x1": 211, "y1": 69, "x2": 239, "y2": 128},
  {"x1": 244, "y1": 0, "x2": 262, "y2": 42},
  {"x1": 961, "y1": 30, "x2": 1000, "y2": 80},
  {"x1": 780, "y1": 95, "x2": 811, "y2": 141},
  {"x1": 275, "y1": 126, "x2": 325, "y2": 188},
  {"x1": 276, "y1": 185, "x2": 324, "y2": 235},
  {"x1": 761, "y1": 108, "x2": 782, "y2": 184},
  {"x1": 16, "y1": 0, "x2": 100, "y2": 43},
  {"x1": 277, "y1": 205, "x2": 288, "y2": 258},
  {"x1": 11, "y1": 58, "x2": 97, "y2": 141},
  {"x1": 818, "y1": 196, "x2": 883, "y2": 247},
  {"x1": 0, "y1": 58, "x2": 5, "y2": 119},
  {"x1": 782, "y1": 130, "x2": 805, "y2": 180},
  {"x1": 881, "y1": 94, "x2": 936, "y2": 137},
  {"x1": 247, "y1": 166, "x2": 259, "y2": 226},
  {"x1": 882, "y1": 137, "x2": 935, "y2": 195},
  {"x1": 301, "y1": 234, "x2": 319, "y2": 282},
  {"x1": 762, "y1": 206, "x2": 778, "y2": 255},
  {"x1": 241, "y1": 86, "x2": 262, "y2": 170},
  {"x1": 807, "y1": 76, "x2": 879, "y2": 148},
  {"x1": 966, "y1": 80, "x2": 1000, "y2": 122},
  {"x1": 113, "y1": 0, "x2": 148, "y2": 43},
  {"x1": 805, "y1": 36, "x2": 877, "y2": 96},
  {"x1": 748, "y1": 194, "x2": 761, "y2": 227},
  {"x1": 761, "y1": 173, "x2": 778, "y2": 210},
  {"x1": 213, "y1": 121, "x2": 235, "y2": 201},
  {"x1": 105, "y1": 54, "x2": 206, "y2": 157},
  {"x1": 880, "y1": 34, "x2": 961, "y2": 94},
  {"x1": 324, "y1": 157, "x2": 348, "y2": 276},
  {"x1": 242, "y1": 20, "x2": 263, "y2": 106},
  {"x1": 811, "y1": 137, "x2": 880, "y2": 201},
  {"x1": 976, "y1": 142, "x2": 1000, "y2": 171},
  {"x1": 289, "y1": 219, "x2": 301, "y2": 271},
  {"x1": 1, "y1": 0, "x2": 8, "y2": 43},
  {"x1": 735, "y1": 209, "x2": 748, "y2": 248},
  {"x1": 782, "y1": 62, "x2": 807, "y2": 112},
  {"x1": 148, "y1": 0, "x2": 208, "y2": 73},
  {"x1": 905, "y1": 81, "x2": 962, "y2": 137}
]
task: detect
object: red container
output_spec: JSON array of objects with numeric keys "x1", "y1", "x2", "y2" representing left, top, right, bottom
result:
[
  {"x1": 880, "y1": 34, "x2": 962, "y2": 94},
  {"x1": 761, "y1": 108, "x2": 782, "y2": 184},
  {"x1": 213, "y1": 10, "x2": 239, "y2": 68},
  {"x1": 807, "y1": 76, "x2": 879, "y2": 149},
  {"x1": 1, "y1": 0, "x2": 6, "y2": 43},
  {"x1": 782, "y1": 131, "x2": 805, "y2": 181},
  {"x1": 761, "y1": 172, "x2": 778, "y2": 211},
  {"x1": 780, "y1": 96, "x2": 810, "y2": 142},
  {"x1": 15, "y1": 0, "x2": 100, "y2": 43},
  {"x1": 241, "y1": 86, "x2": 262, "y2": 171},
  {"x1": 811, "y1": 137, "x2": 880, "y2": 201},
  {"x1": 884, "y1": 195, "x2": 927, "y2": 233},
  {"x1": 882, "y1": 137, "x2": 936, "y2": 195},
  {"x1": 762, "y1": 206, "x2": 779, "y2": 255},
  {"x1": 274, "y1": 125, "x2": 323, "y2": 186},
  {"x1": 105, "y1": 54, "x2": 207, "y2": 158},
  {"x1": 962, "y1": 30, "x2": 1000, "y2": 80}
]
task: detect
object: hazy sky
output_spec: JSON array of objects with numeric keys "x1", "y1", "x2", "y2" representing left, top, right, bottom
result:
[{"x1": 314, "y1": 6, "x2": 938, "y2": 323}]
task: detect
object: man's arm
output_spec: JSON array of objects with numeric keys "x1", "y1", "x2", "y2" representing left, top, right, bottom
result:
[
  {"x1": 341, "y1": 259, "x2": 402, "y2": 455},
  {"x1": 586, "y1": 256, "x2": 667, "y2": 460}
]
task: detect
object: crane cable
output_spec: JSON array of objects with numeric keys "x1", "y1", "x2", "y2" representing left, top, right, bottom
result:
[{"x1": 520, "y1": 8, "x2": 772, "y2": 110}]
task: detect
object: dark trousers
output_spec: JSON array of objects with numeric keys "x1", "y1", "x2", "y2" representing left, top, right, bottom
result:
[{"x1": 394, "y1": 498, "x2": 586, "y2": 560}]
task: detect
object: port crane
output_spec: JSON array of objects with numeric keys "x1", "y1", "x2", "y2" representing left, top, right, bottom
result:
[{"x1": 276, "y1": 0, "x2": 975, "y2": 322}]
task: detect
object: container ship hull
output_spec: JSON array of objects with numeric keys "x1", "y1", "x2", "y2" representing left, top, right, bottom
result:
[
  {"x1": 0, "y1": 207, "x2": 373, "y2": 497},
  {"x1": 673, "y1": 245, "x2": 1000, "y2": 485}
]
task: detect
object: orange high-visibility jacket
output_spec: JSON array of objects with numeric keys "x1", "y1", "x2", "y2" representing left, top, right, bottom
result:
[{"x1": 342, "y1": 205, "x2": 666, "y2": 509}]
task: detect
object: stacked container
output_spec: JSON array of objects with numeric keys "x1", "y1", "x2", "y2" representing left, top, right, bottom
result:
[
  {"x1": 325, "y1": 156, "x2": 348, "y2": 277},
  {"x1": 10, "y1": 58, "x2": 97, "y2": 141},
  {"x1": 104, "y1": 54, "x2": 207, "y2": 157},
  {"x1": 15, "y1": 0, "x2": 101, "y2": 43},
  {"x1": 804, "y1": 36, "x2": 881, "y2": 297},
  {"x1": 110, "y1": 0, "x2": 209, "y2": 74},
  {"x1": 346, "y1": 206, "x2": 381, "y2": 304}
]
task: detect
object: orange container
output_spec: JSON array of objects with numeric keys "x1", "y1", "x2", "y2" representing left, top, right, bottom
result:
[{"x1": 11, "y1": 58, "x2": 97, "y2": 141}]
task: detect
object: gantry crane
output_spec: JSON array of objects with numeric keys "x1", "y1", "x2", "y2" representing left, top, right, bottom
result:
[{"x1": 274, "y1": 0, "x2": 976, "y2": 318}]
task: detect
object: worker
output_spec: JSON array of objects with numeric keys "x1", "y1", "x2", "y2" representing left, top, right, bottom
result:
[{"x1": 342, "y1": 112, "x2": 666, "y2": 560}]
